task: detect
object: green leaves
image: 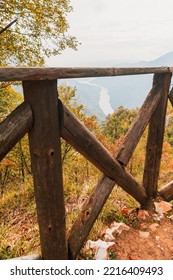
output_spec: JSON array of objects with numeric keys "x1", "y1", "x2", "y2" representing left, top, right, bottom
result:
[
  {"x1": 0, "y1": 0, "x2": 78, "y2": 66},
  {"x1": 102, "y1": 106, "x2": 138, "y2": 142}
]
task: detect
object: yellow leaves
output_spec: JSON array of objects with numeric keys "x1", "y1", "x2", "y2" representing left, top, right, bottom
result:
[
  {"x1": 103, "y1": 106, "x2": 138, "y2": 142},
  {"x1": 160, "y1": 141, "x2": 173, "y2": 182},
  {"x1": 0, "y1": 0, "x2": 78, "y2": 66},
  {"x1": 0, "y1": 159, "x2": 14, "y2": 169},
  {"x1": 84, "y1": 116, "x2": 98, "y2": 132}
]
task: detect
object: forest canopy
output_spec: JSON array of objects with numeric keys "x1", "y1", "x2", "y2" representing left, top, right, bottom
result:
[{"x1": 0, "y1": 0, "x2": 78, "y2": 66}]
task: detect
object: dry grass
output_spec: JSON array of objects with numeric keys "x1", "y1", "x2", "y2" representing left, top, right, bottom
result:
[
  {"x1": 0, "y1": 177, "x2": 40, "y2": 259},
  {"x1": 0, "y1": 173, "x2": 139, "y2": 259}
]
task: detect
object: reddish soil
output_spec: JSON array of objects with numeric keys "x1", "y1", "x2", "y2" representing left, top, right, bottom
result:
[{"x1": 109, "y1": 209, "x2": 173, "y2": 260}]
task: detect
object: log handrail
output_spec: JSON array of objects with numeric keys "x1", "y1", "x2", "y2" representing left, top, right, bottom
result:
[{"x1": 0, "y1": 66, "x2": 172, "y2": 81}]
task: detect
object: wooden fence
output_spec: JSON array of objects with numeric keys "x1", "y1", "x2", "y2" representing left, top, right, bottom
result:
[{"x1": 0, "y1": 67, "x2": 173, "y2": 260}]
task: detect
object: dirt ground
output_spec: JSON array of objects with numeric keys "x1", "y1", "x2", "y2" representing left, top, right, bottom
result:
[
  {"x1": 84, "y1": 201, "x2": 173, "y2": 260},
  {"x1": 110, "y1": 210, "x2": 173, "y2": 260}
]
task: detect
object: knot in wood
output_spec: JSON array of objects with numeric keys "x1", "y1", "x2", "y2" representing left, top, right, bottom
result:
[{"x1": 49, "y1": 149, "x2": 54, "y2": 157}]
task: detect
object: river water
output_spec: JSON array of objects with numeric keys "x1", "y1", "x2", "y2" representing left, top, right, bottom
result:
[{"x1": 77, "y1": 78, "x2": 114, "y2": 116}]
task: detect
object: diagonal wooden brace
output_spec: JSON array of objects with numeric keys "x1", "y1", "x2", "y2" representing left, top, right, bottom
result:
[
  {"x1": 59, "y1": 100, "x2": 147, "y2": 205},
  {"x1": 59, "y1": 100, "x2": 148, "y2": 259},
  {"x1": 159, "y1": 180, "x2": 173, "y2": 201},
  {"x1": 116, "y1": 80, "x2": 165, "y2": 165},
  {"x1": 0, "y1": 102, "x2": 33, "y2": 161}
]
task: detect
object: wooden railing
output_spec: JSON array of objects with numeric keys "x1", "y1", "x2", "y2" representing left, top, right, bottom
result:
[{"x1": 0, "y1": 67, "x2": 173, "y2": 260}]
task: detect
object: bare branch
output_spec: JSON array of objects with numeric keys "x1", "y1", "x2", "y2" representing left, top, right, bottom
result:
[{"x1": 0, "y1": 19, "x2": 17, "y2": 35}]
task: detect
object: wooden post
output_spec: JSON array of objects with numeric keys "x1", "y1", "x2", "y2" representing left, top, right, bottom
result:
[
  {"x1": 23, "y1": 80, "x2": 67, "y2": 260},
  {"x1": 143, "y1": 73, "x2": 172, "y2": 198}
]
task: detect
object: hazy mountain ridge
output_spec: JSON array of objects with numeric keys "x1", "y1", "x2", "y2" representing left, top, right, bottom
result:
[{"x1": 59, "y1": 52, "x2": 173, "y2": 121}]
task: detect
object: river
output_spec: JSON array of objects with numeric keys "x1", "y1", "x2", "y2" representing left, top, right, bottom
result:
[{"x1": 77, "y1": 78, "x2": 114, "y2": 116}]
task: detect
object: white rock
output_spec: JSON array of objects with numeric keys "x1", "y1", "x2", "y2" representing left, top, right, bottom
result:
[
  {"x1": 104, "y1": 228, "x2": 116, "y2": 241},
  {"x1": 104, "y1": 222, "x2": 130, "y2": 241},
  {"x1": 153, "y1": 213, "x2": 164, "y2": 221},
  {"x1": 95, "y1": 247, "x2": 109, "y2": 260},
  {"x1": 85, "y1": 239, "x2": 114, "y2": 260}
]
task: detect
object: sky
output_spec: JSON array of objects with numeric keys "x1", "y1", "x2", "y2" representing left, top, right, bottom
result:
[{"x1": 47, "y1": 0, "x2": 173, "y2": 67}]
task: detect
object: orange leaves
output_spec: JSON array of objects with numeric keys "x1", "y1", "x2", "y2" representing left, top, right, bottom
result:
[
  {"x1": 0, "y1": 158, "x2": 15, "y2": 168},
  {"x1": 83, "y1": 115, "x2": 98, "y2": 132}
]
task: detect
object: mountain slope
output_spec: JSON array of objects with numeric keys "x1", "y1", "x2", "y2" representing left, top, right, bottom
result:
[{"x1": 60, "y1": 52, "x2": 173, "y2": 121}]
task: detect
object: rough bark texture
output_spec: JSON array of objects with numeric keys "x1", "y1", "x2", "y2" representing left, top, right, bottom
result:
[
  {"x1": 68, "y1": 175, "x2": 116, "y2": 259},
  {"x1": 159, "y1": 180, "x2": 173, "y2": 201},
  {"x1": 59, "y1": 100, "x2": 147, "y2": 205},
  {"x1": 168, "y1": 86, "x2": 173, "y2": 106},
  {"x1": 0, "y1": 67, "x2": 170, "y2": 81},
  {"x1": 0, "y1": 102, "x2": 33, "y2": 161},
  {"x1": 116, "y1": 82, "x2": 164, "y2": 165},
  {"x1": 143, "y1": 73, "x2": 172, "y2": 197},
  {"x1": 23, "y1": 80, "x2": 67, "y2": 260}
]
